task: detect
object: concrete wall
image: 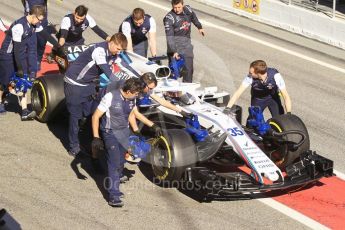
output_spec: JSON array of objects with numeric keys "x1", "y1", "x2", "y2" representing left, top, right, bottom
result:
[{"x1": 194, "y1": 0, "x2": 345, "y2": 49}]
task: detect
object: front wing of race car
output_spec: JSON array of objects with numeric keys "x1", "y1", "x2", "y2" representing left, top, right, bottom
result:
[{"x1": 184, "y1": 150, "x2": 333, "y2": 198}]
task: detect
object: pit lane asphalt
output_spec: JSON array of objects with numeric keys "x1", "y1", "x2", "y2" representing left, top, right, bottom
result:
[{"x1": 0, "y1": 0, "x2": 344, "y2": 229}]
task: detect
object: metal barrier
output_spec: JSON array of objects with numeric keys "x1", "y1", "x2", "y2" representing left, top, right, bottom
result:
[{"x1": 280, "y1": 0, "x2": 345, "y2": 18}]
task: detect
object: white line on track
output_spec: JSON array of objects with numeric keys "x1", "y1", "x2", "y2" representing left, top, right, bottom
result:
[
  {"x1": 139, "y1": 0, "x2": 345, "y2": 75},
  {"x1": 334, "y1": 170, "x2": 345, "y2": 180},
  {"x1": 258, "y1": 198, "x2": 330, "y2": 230}
]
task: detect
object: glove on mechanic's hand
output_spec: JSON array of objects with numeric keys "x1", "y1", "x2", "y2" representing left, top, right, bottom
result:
[
  {"x1": 133, "y1": 130, "x2": 144, "y2": 139},
  {"x1": 16, "y1": 69, "x2": 24, "y2": 78},
  {"x1": 151, "y1": 123, "x2": 163, "y2": 137},
  {"x1": 180, "y1": 110, "x2": 193, "y2": 119},
  {"x1": 52, "y1": 45, "x2": 65, "y2": 57},
  {"x1": 92, "y1": 137, "x2": 104, "y2": 151}
]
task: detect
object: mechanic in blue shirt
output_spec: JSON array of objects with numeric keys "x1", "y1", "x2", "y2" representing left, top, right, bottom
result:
[
  {"x1": 119, "y1": 8, "x2": 157, "y2": 57},
  {"x1": 224, "y1": 60, "x2": 292, "y2": 117},
  {"x1": 57, "y1": 5, "x2": 110, "y2": 47},
  {"x1": 163, "y1": 0, "x2": 205, "y2": 83},
  {"x1": 0, "y1": 5, "x2": 58, "y2": 120},
  {"x1": 22, "y1": 0, "x2": 49, "y2": 73},
  {"x1": 64, "y1": 33, "x2": 137, "y2": 157},
  {"x1": 91, "y1": 78, "x2": 162, "y2": 207}
]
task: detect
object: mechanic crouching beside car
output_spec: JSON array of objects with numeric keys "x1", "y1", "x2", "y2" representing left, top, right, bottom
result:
[
  {"x1": 224, "y1": 60, "x2": 292, "y2": 118},
  {"x1": 91, "y1": 78, "x2": 162, "y2": 207}
]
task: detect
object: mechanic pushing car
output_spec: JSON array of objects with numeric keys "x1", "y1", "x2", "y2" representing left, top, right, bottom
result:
[
  {"x1": 57, "y1": 5, "x2": 110, "y2": 47},
  {"x1": 22, "y1": 0, "x2": 49, "y2": 72},
  {"x1": 91, "y1": 78, "x2": 162, "y2": 207},
  {"x1": 164, "y1": 0, "x2": 205, "y2": 83},
  {"x1": 0, "y1": 5, "x2": 59, "y2": 120},
  {"x1": 124, "y1": 72, "x2": 193, "y2": 162},
  {"x1": 64, "y1": 33, "x2": 133, "y2": 157},
  {"x1": 224, "y1": 60, "x2": 292, "y2": 117},
  {"x1": 119, "y1": 8, "x2": 157, "y2": 58}
]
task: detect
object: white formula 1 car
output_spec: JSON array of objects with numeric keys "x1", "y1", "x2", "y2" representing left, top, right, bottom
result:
[{"x1": 31, "y1": 45, "x2": 333, "y2": 200}]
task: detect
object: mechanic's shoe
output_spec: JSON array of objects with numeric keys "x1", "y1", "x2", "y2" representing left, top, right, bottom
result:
[
  {"x1": 21, "y1": 109, "x2": 36, "y2": 121},
  {"x1": 125, "y1": 153, "x2": 141, "y2": 163},
  {"x1": 119, "y1": 192, "x2": 125, "y2": 199},
  {"x1": 68, "y1": 149, "x2": 80, "y2": 158},
  {"x1": 0, "y1": 104, "x2": 6, "y2": 115},
  {"x1": 108, "y1": 196, "x2": 124, "y2": 207},
  {"x1": 120, "y1": 175, "x2": 129, "y2": 183}
]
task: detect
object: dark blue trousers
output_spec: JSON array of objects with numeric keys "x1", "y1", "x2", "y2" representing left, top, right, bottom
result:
[
  {"x1": 64, "y1": 38, "x2": 85, "y2": 47},
  {"x1": 168, "y1": 46, "x2": 194, "y2": 83},
  {"x1": 0, "y1": 53, "x2": 29, "y2": 86},
  {"x1": 64, "y1": 83, "x2": 95, "y2": 152},
  {"x1": 37, "y1": 32, "x2": 47, "y2": 65},
  {"x1": 133, "y1": 40, "x2": 148, "y2": 57},
  {"x1": 251, "y1": 95, "x2": 284, "y2": 117},
  {"x1": 0, "y1": 56, "x2": 15, "y2": 87},
  {"x1": 27, "y1": 34, "x2": 38, "y2": 73},
  {"x1": 102, "y1": 128, "x2": 129, "y2": 198}
]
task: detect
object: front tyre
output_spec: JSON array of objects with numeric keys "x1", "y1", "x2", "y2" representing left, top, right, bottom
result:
[
  {"x1": 150, "y1": 129, "x2": 198, "y2": 184},
  {"x1": 269, "y1": 114, "x2": 310, "y2": 168}
]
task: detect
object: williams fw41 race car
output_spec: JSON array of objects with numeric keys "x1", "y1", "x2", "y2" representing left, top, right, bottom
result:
[{"x1": 30, "y1": 44, "x2": 334, "y2": 200}]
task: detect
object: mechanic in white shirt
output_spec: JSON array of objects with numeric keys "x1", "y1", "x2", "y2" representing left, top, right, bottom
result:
[
  {"x1": 224, "y1": 60, "x2": 292, "y2": 117},
  {"x1": 57, "y1": 5, "x2": 110, "y2": 47},
  {"x1": 92, "y1": 78, "x2": 162, "y2": 207},
  {"x1": 119, "y1": 8, "x2": 157, "y2": 57}
]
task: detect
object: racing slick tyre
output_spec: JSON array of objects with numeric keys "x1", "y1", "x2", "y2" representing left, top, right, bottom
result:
[
  {"x1": 150, "y1": 129, "x2": 198, "y2": 184},
  {"x1": 268, "y1": 114, "x2": 310, "y2": 168},
  {"x1": 31, "y1": 74, "x2": 65, "y2": 123}
]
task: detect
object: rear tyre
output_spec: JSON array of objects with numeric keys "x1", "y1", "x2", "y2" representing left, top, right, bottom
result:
[
  {"x1": 268, "y1": 114, "x2": 310, "y2": 168},
  {"x1": 150, "y1": 129, "x2": 198, "y2": 184},
  {"x1": 31, "y1": 74, "x2": 65, "y2": 123}
]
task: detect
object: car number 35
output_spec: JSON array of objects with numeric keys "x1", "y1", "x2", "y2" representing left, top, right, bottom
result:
[{"x1": 227, "y1": 127, "x2": 244, "y2": 136}]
